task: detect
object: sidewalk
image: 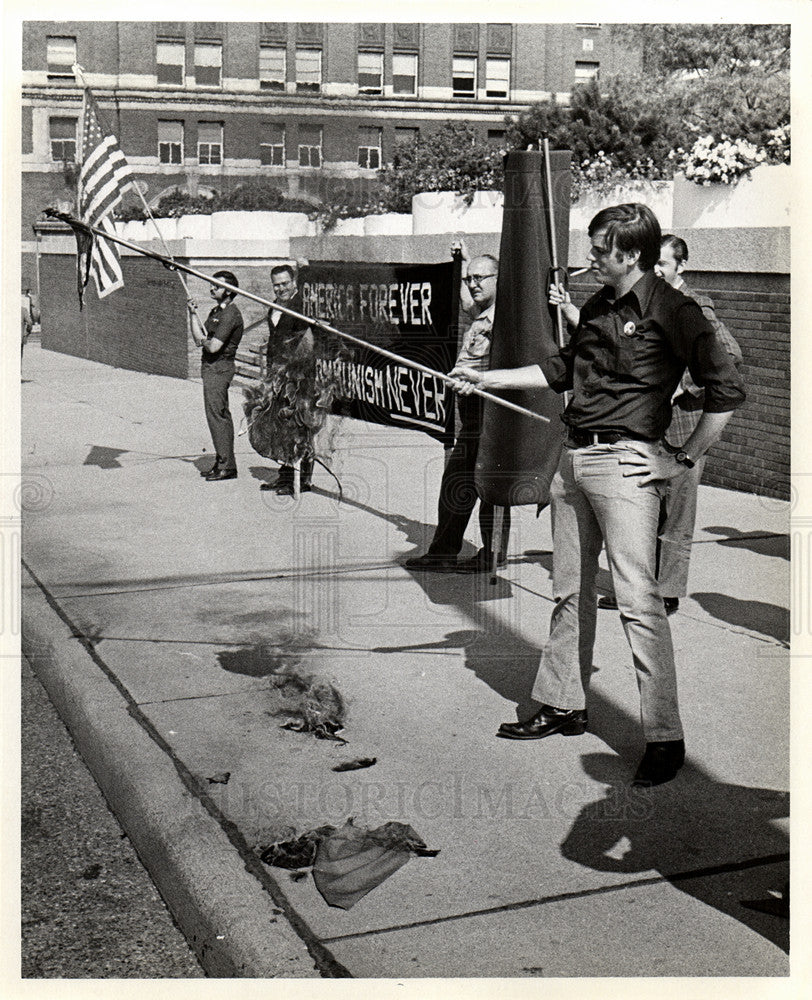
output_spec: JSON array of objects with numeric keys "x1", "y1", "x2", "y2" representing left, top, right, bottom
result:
[{"x1": 20, "y1": 343, "x2": 790, "y2": 981}]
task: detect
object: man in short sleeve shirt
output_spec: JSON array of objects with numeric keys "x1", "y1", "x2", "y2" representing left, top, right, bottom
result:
[{"x1": 188, "y1": 270, "x2": 244, "y2": 481}]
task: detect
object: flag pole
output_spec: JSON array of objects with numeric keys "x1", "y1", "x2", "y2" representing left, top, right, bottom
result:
[
  {"x1": 48, "y1": 212, "x2": 552, "y2": 427},
  {"x1": 72, "y1": 64, "x2": 201, "y2": 325}
]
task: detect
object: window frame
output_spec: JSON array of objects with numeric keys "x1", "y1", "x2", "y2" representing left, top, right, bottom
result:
[
  {"x1": 46, "y1": 36, "x2": 77, "y2": 79},
  {"x1": 357, "y1": 126, "x2": 382, "y2": 169},
  {"x1": 156, "y1": 39, "x2": 185, "y2": 87},
  {"x1": 452, "y1": 55, "x2": 476, "y2": 98},
  {"x1": 485, "y1": 57, "x2": 510, "y2": 99},
  {"x1": 197, "y1": 122, "x2": 223, "y2": 166},
  {"x1": 392, "y1": 53, "x2": 418, "y2": 96},
  {"x1": 157, "y1": 120, "x2": 184, "y2": 165},
  {"x1": 394, "y1": 126, "x2": 419, "y2": 147},
  {"x1": 297, "y1": 125, "x2": 323, "y2": 168},
  {"x1": 194, "y1": 41, "x2": 223, "y2": 88},
  {"x1": 357, "y1": 50, "x2": 383, "y2": 95},
  {"x1": 49, "y1": 116, "x2": 78, "y2": 162},
  {"x1": 259, "y1": 45, "x2": 286, "y2": 91},
  {"x1": 295, "y1": 48, "x2": 322, "y2": 94},
  {"x1": 574, "y1": 60, "x2": 600, "y2": 84},
  {"x1": 260, "y1": 124, "x2": 286, "y2": 166}
]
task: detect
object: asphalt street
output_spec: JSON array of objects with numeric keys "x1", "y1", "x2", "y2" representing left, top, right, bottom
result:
[{"x1": 21, "y1": 653, "x2": 204, "y2": 978}]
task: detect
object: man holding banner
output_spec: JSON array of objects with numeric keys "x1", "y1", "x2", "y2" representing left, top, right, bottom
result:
[
  {"x1": 452, "y1": 203, "x2": 745, "y2": 787},
  {"x1": 261, "y1": 265, "x2": 316, "y2": 495},
  {"x1": 406, "y1": 245, "x2": 510, "y2": 573}
]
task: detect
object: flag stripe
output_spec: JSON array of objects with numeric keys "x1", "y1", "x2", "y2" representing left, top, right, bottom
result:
[{"x1": 78, "y1": 89, "x2": 134, "y2": 300}]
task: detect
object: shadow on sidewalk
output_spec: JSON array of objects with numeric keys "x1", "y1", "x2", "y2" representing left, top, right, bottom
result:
[
  {"x1": 703, "y1": 526, "x2": 790, "y2": 561},
  {"x1": 690, "y1": 592, "x2": 790, "y2": 646},
  {"x1": 562, "y1": 749, "x2": 789, "y2": 953}
]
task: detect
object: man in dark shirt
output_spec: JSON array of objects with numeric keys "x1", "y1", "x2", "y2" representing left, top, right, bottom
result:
[
  {"x1": 451, "y1": 203, "x2": 745, "y2": 787},
  {"x1": 262, "y1": 264, "x2": 315, "y2": 495},
  {"x1": 187, "y1": 270, "x2": 244, "y2": 481}
]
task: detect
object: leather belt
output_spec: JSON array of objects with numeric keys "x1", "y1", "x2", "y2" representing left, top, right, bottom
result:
[{"x1": 566, "y1": 429, "x2": 648, "y2": 448}]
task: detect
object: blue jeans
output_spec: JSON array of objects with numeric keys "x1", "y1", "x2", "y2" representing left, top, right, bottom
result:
[{"x1": 532, "y1": 442, "x2": 684, "y2": 742}]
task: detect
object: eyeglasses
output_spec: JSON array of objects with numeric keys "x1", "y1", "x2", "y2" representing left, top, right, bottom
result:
[{"x1": 464, "y1": 273, "x2": 497, "y2": 287}]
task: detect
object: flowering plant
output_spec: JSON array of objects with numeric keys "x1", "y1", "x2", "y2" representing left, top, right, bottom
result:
[
  {"x1": 765, "y1": 124, "x2": 790, "y2": 164},
  {"x1": 570, "y1": 151, "x2": 669, "y2": 202},
  {"x1": 671, "y1": 133, "x2": 767, "y2": 185}
]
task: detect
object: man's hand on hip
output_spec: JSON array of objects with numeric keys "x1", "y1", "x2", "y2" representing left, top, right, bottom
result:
[{"x1": 617, "y1": 444, "x2": 687, "y2": 486}]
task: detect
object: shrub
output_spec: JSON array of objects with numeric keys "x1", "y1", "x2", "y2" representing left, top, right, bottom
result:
[{"x1": 377, "y1": 121, "x2": 503, "y2": 213}]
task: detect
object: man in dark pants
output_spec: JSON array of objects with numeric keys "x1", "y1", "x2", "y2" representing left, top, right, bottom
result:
[
  {"x1": 452, "y1": 204, "x2": 745, "y2": 786},
  {"x1": 405, "y1": 247, "x2": 510, "y2": 573},
  {"x1": 187, "y1": 271, "x2": 244, "y2": 482},
  {"x1": 261, "y1": 264, "x2": 315, "y2": 495}
]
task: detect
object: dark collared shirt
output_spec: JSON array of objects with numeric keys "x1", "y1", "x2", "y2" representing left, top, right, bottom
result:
[
  {"x1": 203, "y1": 300, "x2": 243, "y2": 364},
  {"x1": 666, "y1": 280, "x2": 743, "y2": 447},
  {"x1": 539, "y1": 270, "x2": 745, "y2": 440}
]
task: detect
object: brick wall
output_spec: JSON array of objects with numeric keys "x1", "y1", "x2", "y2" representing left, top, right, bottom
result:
[
  {"x1": 570, "y1": 271, "x2": 790, "y2": 501},
  {"x1": 39, "y1": 252, "x2": 189, "y2": 378}
]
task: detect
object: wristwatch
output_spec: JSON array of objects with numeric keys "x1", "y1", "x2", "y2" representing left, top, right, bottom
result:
[{"x1": 674, "y1": 451, "x2": 695, "y2": 469}]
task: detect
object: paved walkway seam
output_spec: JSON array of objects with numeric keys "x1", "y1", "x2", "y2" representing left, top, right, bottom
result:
[
  {"x1": 21, "y1": 559, "x2": 352, "y2": 979},
  {"x1": 321, "y1": 851, "x2": 790, "y2": 943}
]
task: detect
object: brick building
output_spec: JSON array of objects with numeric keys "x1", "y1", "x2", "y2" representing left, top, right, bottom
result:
[{"x1": 21, "y1": 21, "x2": 636, "y2": 234}]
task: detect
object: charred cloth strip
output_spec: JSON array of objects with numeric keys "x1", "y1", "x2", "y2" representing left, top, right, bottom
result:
[{"x1": 243, "y1": 354, "x2": 339, "y2": 465}]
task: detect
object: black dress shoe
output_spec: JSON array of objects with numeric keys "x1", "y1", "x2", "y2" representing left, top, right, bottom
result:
[
  {"x1": 631, "y1": 739, "x2": 685, "y2": 787},
  {"x1": 275, "y1": 482, "x2": 312, "y2": 496},
  {"x1": 403, "y1": 552, "x2": 457, "y2": 572},
  {"x1": 200, "y1": 464, "x2": 220, "y2": 478},
  {"x1": 663, "y1": 597, "x2": 680, "y2": 615},
  {"x1": 205, "y1": 469, "x2": 238, "y2": 482},
  {"x1": 456, "y1": 548, "x2": 507, "y2": 574},
  {"x1": 497, "y1": 705, "x2": 588, "y2": 740}
]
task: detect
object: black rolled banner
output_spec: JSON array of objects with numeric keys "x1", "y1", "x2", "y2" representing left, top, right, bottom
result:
[
  {"x1": 475, "y1": 149, "x2": 572, "y2": 507},
  {"x1": 301, "y1": 261, "x2": 457, "y2": 445}
]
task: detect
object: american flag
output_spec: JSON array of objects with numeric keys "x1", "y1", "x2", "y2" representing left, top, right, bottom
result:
[{"x1": 79, "y1": 88, "x2": 134, "y2": 298}]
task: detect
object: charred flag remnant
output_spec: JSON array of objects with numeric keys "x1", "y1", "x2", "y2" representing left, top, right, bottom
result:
[{"x1": 301, "y1": 261, "x2": 457, "y2": 444}]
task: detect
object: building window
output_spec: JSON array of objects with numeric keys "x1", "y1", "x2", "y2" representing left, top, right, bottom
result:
[
  {"x1": 260, "y1": 46, "x2": 286, "y2": 90},
  {"x1": 298, "y1": 124, "x2": 322, "y2": 167},
  {"x1": 198, "y1": 122, "x2": 222, "y2": 165},
  {"x1": 296, "y1": 49, "x2": 322, "y2": 93},
  {"x1": 357, "y1": 126, "x2": 382, "y2": 169},
  {"x1": 156, "y1": 40, "x2": 185, "y2": 86},
  {"x1": 358, "y1": 51, "x2": 383, "y2": 95},
  {"x1": 47, "y1": 36, "x2": 76, "y2": 78},
  {"x1": 195, "y1": 42, "x2": 222, "y2": 87},
  {"x1": 393, "y1": 54, "x2": 418, "y2": 96},
  {"x1": 452, "y1": 56, "x2": 476, "y2": 98},
  {"x1": 158, "y1": 120, "x2": 184, "y2": 164},
  {"x1": 394, "y1": 126, "x2": 419, "y2": 146},
  {"x1": 574, "y1": 61, "x2": 600, "y2": 84},
  {"x1": 260, "y1": 124, "x2": 285, "y2": 166},
  {"x1": 49, "y1": 117, "x2": 77, "y2": 162},
  {"x1": 485, "y1": 58, "x2": 510, "y2": 99}
]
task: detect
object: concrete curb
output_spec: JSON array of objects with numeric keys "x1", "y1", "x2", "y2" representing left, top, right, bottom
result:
[{"x1": 21, "y1": 562, "x2": 349, "y2": 979}]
